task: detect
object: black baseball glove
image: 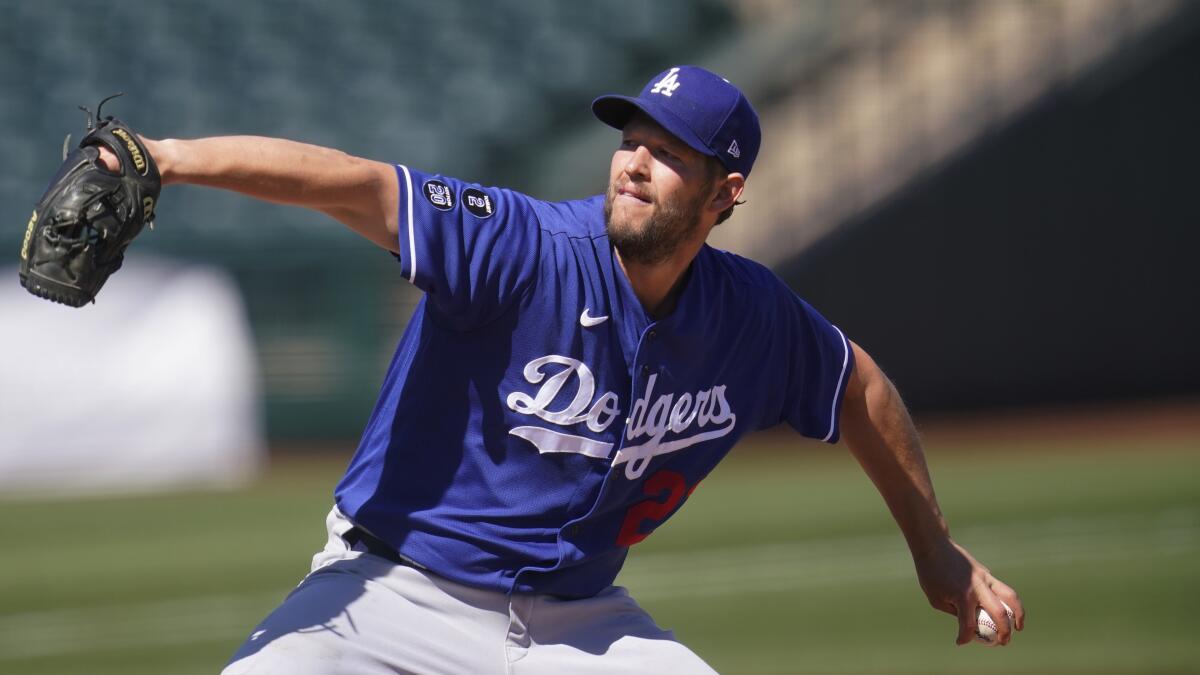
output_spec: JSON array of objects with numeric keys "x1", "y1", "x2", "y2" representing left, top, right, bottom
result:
[{"x1": 19, "y1": 95, "x2": 161, "y2": 307}]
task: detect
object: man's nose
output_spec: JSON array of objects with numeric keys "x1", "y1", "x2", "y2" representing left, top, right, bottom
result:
[{"x1": 623, "y1": 145, "x2": 651, "y2": 179}]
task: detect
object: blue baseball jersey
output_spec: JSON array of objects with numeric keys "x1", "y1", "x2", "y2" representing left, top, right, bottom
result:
[{"x1": 334, "y1": 166, "x2": 855, "y2": 598}]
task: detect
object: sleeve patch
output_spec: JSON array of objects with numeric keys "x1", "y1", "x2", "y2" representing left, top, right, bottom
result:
[
  {"x1": 423, "y1": 179, "x2": 455, "y2": 211},
  {"x1": 462, "y1": 187, "x2": 496, "y2": 219}
]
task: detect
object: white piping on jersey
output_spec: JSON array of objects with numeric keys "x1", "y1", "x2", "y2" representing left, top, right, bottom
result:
[
  {"x1": 399, "y1": 164, "x2": 416, "y2": 283},
  {"x1": 822, "y1": 326, "x2": 851, "y2": 442}
]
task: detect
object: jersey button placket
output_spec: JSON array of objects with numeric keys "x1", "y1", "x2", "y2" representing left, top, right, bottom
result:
[{"x1": 639, "y1": 325, "x2": 658, "y2": 377}]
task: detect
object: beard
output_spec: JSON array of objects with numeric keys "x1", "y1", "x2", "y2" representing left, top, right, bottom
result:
[{"x1": 604, "y1": 179, "x2": 705, "y2": 266}]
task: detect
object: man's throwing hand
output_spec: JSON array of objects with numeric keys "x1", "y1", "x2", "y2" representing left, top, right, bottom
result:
[{"x1": 913, "y1": 538, "x2": 1025, "y2": 646}]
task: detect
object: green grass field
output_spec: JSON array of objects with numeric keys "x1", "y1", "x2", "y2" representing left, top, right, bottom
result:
[{"x1": 1, "y1": 434, "x2": 1197, "y2": 674}]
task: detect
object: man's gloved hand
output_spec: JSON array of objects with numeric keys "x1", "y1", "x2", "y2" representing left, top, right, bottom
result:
[{"x1": 19, "y1": 95, "x2": 161, "y2": 307}]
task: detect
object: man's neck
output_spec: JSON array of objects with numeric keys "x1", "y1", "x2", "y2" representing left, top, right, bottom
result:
[{"x1": 615, "y1": 245, "x2": 700, "y2": 320}]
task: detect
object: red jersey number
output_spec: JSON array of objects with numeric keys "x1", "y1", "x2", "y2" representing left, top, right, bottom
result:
[{"x1": 616, "y1": 469, "x2": 698, "y2": 547}]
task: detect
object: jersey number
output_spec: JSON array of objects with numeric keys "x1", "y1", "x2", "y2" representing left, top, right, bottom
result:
[{"x1": 616, "y1": 470, "x2": 699, "y2": 547}]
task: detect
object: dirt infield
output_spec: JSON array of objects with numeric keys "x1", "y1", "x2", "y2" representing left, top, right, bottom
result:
[
  {"x1": 724, "y1": 397, "x2": 1200, "y2": 458},
  {"x1": 913, "y1": 397, "x2": 1200, "y2": 448}
]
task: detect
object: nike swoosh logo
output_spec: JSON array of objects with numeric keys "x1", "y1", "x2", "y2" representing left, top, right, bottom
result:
[{"x1": 580, "y1": 308, "x2": 609, "y2": 327}]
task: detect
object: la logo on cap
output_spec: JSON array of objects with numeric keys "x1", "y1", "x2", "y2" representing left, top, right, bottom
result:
[
  {"x1": 591, "y1": 65, "x2": 762, "y2": 177},
  {"x1": 650, "y1": 67, "x2": 682, "y2": 97}
]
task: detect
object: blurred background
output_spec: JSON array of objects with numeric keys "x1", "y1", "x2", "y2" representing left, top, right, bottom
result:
[{"x1": 1, "y1": 1, "x2": 1197, "y2": 673}]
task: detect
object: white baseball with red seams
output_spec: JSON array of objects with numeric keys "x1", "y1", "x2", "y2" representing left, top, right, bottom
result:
[{"x1": 974, "y1": 601, "x2": 1015, "y2": 646}]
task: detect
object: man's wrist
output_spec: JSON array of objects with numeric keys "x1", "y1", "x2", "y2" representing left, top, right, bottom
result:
[
  {"x1": 143, "y1": 138, "x2": 177, "y2": 184},
  {"x1": 902, "y1": 513, "x2": 953, "y2": 560}
]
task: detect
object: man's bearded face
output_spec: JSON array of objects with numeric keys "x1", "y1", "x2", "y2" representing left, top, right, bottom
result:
[{"x1": 604, "y1": 173, "x2": 707, "y2": 266}]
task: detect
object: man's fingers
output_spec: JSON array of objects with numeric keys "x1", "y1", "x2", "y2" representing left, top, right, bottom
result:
[
  {"x1": 978, "y1": 595, "x2": 1013, "y2": 646},
  {"x1": 96, "y1": 145, "x2": 120, "y2": 173},
  {"x1": 954, "y1": 601, "x2": 976, "y2": 646},
  {"x1": 991, "y1": 580, "x2": 1025, "y2": 632}
]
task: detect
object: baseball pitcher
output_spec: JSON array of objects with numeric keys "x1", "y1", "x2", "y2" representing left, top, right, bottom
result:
[{"x1": 23, "y1": 66, "x2": 1023, "y2": 673}]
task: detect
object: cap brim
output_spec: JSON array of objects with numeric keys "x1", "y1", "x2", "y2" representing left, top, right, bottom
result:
[{"x1": 591, "y1": 94, "x2": 716, "y2": 160}]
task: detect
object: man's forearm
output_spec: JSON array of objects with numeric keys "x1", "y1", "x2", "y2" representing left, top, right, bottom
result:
[
  {"x1": 836, "y1": 341, "x2": 1024, "y2": 645},
  {"x1": 144, "y1": 136, "x2": 400, "y2": 250},
  {"x1": 840, "y1": 342, "x2": 949, "y2": 558}
]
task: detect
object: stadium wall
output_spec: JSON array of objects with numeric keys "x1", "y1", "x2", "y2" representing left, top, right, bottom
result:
[{"x1": 776, "y1": 18, "x2": 1200, "y2": 412}]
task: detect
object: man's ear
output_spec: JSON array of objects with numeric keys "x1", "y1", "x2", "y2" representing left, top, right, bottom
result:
[{"x1": 709, "y1": 173, "x2": 745, "y2": 213}]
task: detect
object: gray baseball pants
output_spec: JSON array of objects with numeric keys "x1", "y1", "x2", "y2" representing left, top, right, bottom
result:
[{"x1": 221, "y1": 507, "x2": 716, "y2": 674}]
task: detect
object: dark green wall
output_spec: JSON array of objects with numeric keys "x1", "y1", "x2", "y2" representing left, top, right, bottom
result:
[{"x1": 779, "y1": 18, "x2": 1200, "y2": 412}]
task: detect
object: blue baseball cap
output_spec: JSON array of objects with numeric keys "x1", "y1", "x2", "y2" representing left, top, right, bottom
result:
[{"x1": 592, "y1": 65, "x2": 761, "y2": 177}]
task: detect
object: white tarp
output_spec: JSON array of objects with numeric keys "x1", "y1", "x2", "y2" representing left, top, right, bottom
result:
[{"x1": 0, "y1": 258, "x2": 264, "y2": 497}]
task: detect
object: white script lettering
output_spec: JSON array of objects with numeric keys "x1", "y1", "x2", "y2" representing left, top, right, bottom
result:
[
  {"x1": 505, "y1": 356, "x2": 737, "y2": 477},
  {"x1": 506, "y1": 356, "x2": 621, "y2": 457},
  {"x1": 614, "y1": 374, "x2": 736, "y2": 479}
]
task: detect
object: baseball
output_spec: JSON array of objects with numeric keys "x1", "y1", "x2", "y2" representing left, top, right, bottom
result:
[{"x1": 974, "y1": 601, "x2": 1014, "y2": 646}]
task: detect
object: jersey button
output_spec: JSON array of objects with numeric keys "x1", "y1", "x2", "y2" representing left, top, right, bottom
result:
[
  {"x1": 648, "y1": 330, "x2": 657, "y2": 341},
  {"x1": 640, "y1": 364, "x2": 651, "y2": 376}
]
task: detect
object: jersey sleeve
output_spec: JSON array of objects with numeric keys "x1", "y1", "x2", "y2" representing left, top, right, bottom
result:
[
  {"x1": 393, "y1": 165, "x2": 541, "y2": 328},
  {"x1": 780, "y1": 292, "x2": 855, "y2": 443}
]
